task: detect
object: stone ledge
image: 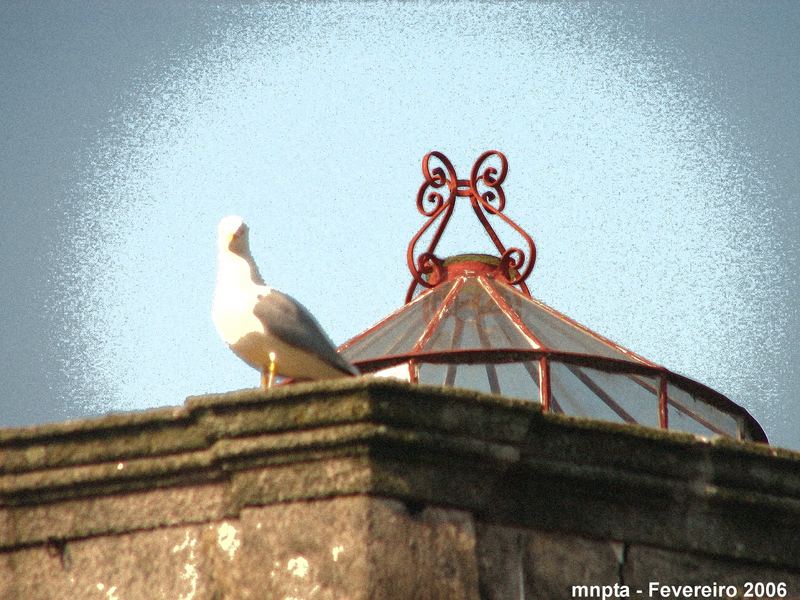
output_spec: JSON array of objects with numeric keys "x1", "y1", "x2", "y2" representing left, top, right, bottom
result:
[
  {"x1": 1, "y1": 378, "x2": 799, "y2": 570},
  {"x1": 0, "y1": 378, "x2": 531, "y2": 477}
]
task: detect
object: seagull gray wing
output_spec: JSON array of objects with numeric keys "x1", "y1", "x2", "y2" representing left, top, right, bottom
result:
[{"x1": 253, "y1": 289, "x2": 357, "y2": 375}]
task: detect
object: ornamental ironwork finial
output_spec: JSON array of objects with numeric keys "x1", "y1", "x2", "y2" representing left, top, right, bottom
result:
[{"x1": 405, "y1": 150, "x2": 537, "y2": 302}]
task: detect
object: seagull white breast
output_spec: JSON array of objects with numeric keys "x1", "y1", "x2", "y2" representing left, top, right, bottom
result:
[{"x1": 212, "y1": 215, "x2": 357, "y2": 381}]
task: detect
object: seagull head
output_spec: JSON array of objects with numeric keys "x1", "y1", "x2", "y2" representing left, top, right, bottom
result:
[{"x1": 217, "y1": 215, "x2": 250, "y2": 255}]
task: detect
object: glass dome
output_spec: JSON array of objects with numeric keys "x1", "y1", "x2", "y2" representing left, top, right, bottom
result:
[
  {"x1": 339, "y1": 151, "x2": 767, "y2": 443},
  {"x1": 340, "y1": 256, "x2": 765, "y2": 441}
]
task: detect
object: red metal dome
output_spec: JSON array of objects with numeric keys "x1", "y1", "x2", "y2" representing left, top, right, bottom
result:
[{"x1": 339, "y1": 151, "x2": 767, "y2": 443}]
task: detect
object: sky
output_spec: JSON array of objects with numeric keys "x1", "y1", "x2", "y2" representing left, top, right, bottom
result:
[{"x1": 1, "y1": 1, "x2": 798, "y2": 449}]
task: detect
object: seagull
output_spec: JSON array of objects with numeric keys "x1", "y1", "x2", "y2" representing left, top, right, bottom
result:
[{"x1": 212, "y1": 215, "x2": 358, "y2": 388}]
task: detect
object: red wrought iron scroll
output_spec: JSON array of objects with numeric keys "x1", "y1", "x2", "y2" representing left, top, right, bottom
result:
[{"x1": 405, "y1": 150, "x2": 537, "y2": 302}]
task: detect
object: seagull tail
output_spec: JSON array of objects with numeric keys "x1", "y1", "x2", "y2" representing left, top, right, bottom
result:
[{"x1": 335, "y1": 356, "x2": 360, "y2": 377}]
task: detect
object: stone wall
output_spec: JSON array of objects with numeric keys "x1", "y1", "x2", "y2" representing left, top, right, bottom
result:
[{"x1": 1, "y1": 379, "x2": 799, "y2": 599}]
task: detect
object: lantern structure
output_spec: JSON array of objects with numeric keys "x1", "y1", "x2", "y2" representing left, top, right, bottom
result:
[{"x1": 339, "y1": 151, "x2": 766, "y2": 443}]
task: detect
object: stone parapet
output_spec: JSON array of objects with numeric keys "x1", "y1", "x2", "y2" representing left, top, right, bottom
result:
[{"x1": 1, "y1": 378, "x2": 798, "y2": 598}]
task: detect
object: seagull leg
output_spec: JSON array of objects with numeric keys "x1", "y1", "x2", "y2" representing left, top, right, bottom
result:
[{"x1": 261, "y1": 351, "x2": 277, "y2": 389}]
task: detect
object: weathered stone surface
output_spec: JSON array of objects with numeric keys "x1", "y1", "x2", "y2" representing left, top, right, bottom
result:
[
  {"x1": 221, "y1": 497, "x2": 480, "y2": 600},
  {"x1": 0, "y1": 523, "x2": 221, "y2": 600},
  {"x1": 623, "y1": 544, "x2": 800, "y2": 594},
  {"x1": 223, "y1": 498, "x2": 371, "y2": 600},
  {"x1": 475, "y1": 523, "x2": 526, "y2": 600},
  {"x1": 1, "y1": 378, "x2": 800, "y2": 598},
  {"x1": 366, "y1": 502, "x2": 478, "y2": 600},
  {"x1": 0, "y1": 405, "x2": 199, "y2": 471},
  {"x1": 0, "y1": 495, "x2": 481, "y2": 600},
  {"x1": 523, "y1": 530, "x2": 622, "y2": 600},
  {"x1": 4, "y1": 482, "x2": 228, "y2": 549}
]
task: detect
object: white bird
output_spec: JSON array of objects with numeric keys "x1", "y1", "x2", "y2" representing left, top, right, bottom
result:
[{"x1": 212, "y1": 215, "x2": 358, "y2": 388}]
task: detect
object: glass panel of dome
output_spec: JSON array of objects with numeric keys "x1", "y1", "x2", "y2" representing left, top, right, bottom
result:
[
  {"x1": 423, "y1": 297, "x2": 485, "y2": 351},
  {"x1": 423, "y1": 305, "x2": 461, "y2": 351},
  {"x1": 423, "y1": 281, "x2": 534, "y2": 351},
  {"x1": 549, "y1": 361, "x2": 634, "y2": 422},
  {"x1": 559, "y1": 366, "x2": 660, "y2": 428},
  {"x1": 417, "y1": 362, "x2": 449, "y2": 388},
  {"x1": 667, "y1": 384, "x2": 738, "y2": 438},
  {"x1": 341, "y1": 280, "x2": 456, "y2": 361},
  {"x1": 418, "y1": 362, "x2": 500, "y2": 395},
  {"x1": 416, "y1": 359, "x2": 538, "y2": 401},
  {"x1": 454, "y1": 363, "x2": 502, "y2": 395},
  {"x1": 494, "y1": 361, "x2": 539, "y2": 401},
  {"x1": 490, "y1": 280, "x2": 639, "y2": 361},
  {"x1": 483, "y1": 309, "x2": 537, "y2": 349}
]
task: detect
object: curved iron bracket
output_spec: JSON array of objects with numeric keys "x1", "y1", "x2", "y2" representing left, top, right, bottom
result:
[{"x1": 405, "y1": 150, "x2": 536, "y2": 302}]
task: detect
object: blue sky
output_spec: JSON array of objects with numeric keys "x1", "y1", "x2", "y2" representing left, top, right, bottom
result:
[{"x1": 1, "y1": 2, "x2": 798, "y2": 448}]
